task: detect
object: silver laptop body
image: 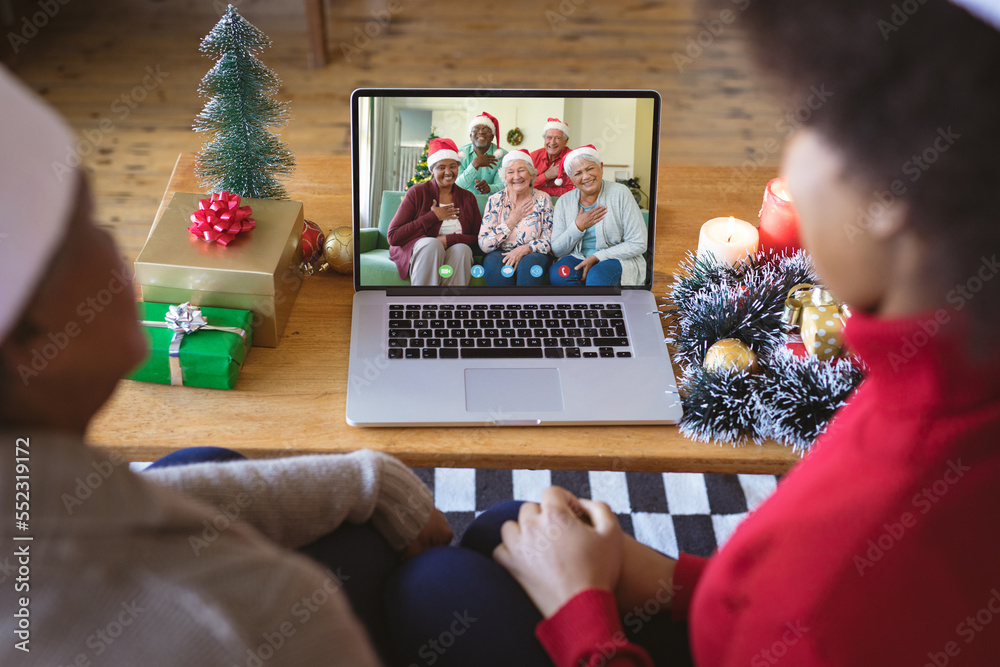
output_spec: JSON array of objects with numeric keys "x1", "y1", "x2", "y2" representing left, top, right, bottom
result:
[{"x1": 346, "y1": 88, "x2": 682, "y2": 426}]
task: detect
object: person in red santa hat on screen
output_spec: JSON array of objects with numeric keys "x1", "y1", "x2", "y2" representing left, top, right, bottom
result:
[
  {"x1": 457, "y1": 111, "x2": 506, "y2": 195},
  {"x1": 529, "y1": 118, "x2": 575, "y2": 197},
  {"x1": 388, "y1": 137, "x2": 482, "y2": 286}
]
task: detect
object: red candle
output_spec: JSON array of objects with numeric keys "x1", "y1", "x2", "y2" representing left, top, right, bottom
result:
[{"x1": 757, "y1": 177, "x2": 802, "y2": 256}]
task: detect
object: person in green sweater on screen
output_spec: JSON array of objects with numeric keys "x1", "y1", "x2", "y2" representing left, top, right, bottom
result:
[{"x1": 456, "y1": 111, "x2": 506, "y2": 195}]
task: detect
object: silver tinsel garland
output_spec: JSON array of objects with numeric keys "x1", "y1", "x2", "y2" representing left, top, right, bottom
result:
[{"x1": 663, "y1": 251, "x2": 864, "y2": 455}]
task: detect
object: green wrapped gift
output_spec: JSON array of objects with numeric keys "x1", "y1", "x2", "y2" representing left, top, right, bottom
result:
[{"x1": 128, "y1": 302, "x2": 253, "y2": 390}]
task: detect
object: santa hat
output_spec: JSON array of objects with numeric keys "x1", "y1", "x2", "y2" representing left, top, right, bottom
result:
[
  {"x1": 950, "y1": 0, "x2": 1000, "y2": 30},
  {"x1": 0, "y1": 65, "x2": 78, "y2": 344},
  {"x1": 427, "y1": 138, "x2": 464, "y2": 169},
  {"x1": 563, "y1": 145, "x2": 602, "y2": 174},
  {"x1": 468, "y1": 112, "x2": 500, "y2": 149},
  {"x1": 501, "y1": 149, "x2": 533, "y2": 170},
  {"x1": 542, "y1": 118, "x2": 570, "y2": 138}
]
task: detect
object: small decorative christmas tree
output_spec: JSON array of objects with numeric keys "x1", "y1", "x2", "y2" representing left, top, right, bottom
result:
[
  {"x1": 404, "y1": 128, "x2": 439, "y2": 190},
  {"x1": 193, "y1": 5, "x2": 295, "y2": 200}
]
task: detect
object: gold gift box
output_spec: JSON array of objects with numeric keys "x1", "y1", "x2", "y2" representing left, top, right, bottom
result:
[{"x1": 134, "y1": 192, "x2": 305, "y2": 348}]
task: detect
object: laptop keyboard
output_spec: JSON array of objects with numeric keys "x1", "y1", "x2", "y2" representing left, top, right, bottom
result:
[{"x1": 386, "y1": 303, "x2": 632, "y2": 360}]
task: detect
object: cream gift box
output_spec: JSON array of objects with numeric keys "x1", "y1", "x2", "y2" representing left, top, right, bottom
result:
[{"x1": 134, "y1": 192, "x2": 305, "y2": 347}]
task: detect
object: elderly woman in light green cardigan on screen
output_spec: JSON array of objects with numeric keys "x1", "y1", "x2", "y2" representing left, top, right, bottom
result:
[{"x1": 548, "y1": 145, "x2": 647, "y2": 287}]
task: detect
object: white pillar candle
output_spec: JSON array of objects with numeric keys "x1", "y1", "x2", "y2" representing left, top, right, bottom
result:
[{"x1": 696, "y1": 216, "x2": 759, "y2": 266}]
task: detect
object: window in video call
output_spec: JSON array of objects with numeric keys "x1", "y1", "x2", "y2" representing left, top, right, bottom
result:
[{"x1": 353, "y1": 90, "x2": 659, "y2": 291}]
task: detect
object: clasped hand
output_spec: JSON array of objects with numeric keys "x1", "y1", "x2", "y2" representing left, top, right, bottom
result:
[{"x1": 493, "y1": 487, "x2": 624, "y2": 618}]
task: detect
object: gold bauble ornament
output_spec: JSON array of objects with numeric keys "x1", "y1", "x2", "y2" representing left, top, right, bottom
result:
[
  {"x1": 703, "y1": 338, "x2": 759, "y2": 373},
  {"x1": 324, "y1": 226, "x2": 353, "y2": 274}
]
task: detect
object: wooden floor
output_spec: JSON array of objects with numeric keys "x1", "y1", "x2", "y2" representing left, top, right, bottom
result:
[{"x1": 4, "y1": 0, "x2": 784, "y2": 261}]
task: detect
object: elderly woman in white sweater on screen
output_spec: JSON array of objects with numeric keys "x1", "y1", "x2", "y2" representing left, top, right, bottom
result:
[{"x1": 548, "y1": 145, "x2": 648, "y2": 287}]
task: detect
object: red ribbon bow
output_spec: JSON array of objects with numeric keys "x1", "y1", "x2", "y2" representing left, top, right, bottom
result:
[{"x1": 188, "y1": 191, "x2": 256, "y2": 245}]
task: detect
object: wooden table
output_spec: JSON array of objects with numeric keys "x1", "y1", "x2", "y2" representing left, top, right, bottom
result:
[{"x1": 87, "y1": 154, "x2": 800, "y2": 475}]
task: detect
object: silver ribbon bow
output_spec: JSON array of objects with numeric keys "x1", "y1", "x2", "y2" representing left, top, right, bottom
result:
[
  {"x1": 140, "y1": 302, "x2": 247, "y2": 386},
  {"x1": 166, "y1": 302, "x2": 209, "y2": 334}
]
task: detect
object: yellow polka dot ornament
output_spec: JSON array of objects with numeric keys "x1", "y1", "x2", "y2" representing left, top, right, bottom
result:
[{"x1": 781, "y1": 284, "x2": 849, "y2": 361}]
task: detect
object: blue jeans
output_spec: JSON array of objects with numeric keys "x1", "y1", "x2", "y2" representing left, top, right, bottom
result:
[
  {"x1": 386, "y1": 501, "x2": 693, "y2": 667},
  {"x1": 483, "y1": 249, "x2": 552, "y2": 286},
  {"x1": 549, "y1": 255, "x2": 623, "y2": 286},
  {"x1": 146, "y1": 447, "x2": 400, "y2": 664}
]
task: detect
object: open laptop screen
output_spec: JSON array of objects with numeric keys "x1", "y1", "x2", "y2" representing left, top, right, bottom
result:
[{"x1": 352, "y1": 89, "x2": 660, "y2": 294}]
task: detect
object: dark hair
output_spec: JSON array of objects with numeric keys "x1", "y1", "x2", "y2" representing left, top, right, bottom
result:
[{"x1": 714, "y1": 0, "x2": 1000, "y2": 335}]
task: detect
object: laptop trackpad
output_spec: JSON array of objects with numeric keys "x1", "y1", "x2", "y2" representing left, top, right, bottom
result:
[{"x1": 464, "y1": 368, "x2": 565, "y2": 413}]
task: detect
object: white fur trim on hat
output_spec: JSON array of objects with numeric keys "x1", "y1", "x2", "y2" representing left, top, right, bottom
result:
[
  {"x1": 0, "y1": 65, "x2": 78, "y2": 343},
  {"x1": 950, "y1": 0, "x2": 1000, "y2": 31},
  {"x1": 563, "y1": 145, "x2": 602, "y2": 174},
  {"x1": 501, "y1": 150, "x2": 532, "y2": 170},
  {"x1": 468, "y1": 114, "x2": 497, "y2": 135},
  {"x1": 542, "y1": 118, "x2": 570, "y2": 138},
  {"x1": 427, "y1": 149, "x2": 464, "y2": 169}
]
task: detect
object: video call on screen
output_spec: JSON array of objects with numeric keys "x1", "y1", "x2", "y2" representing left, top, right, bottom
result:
[{"x1": 355, "y1": 91, "x2": 658, "y2": 290}]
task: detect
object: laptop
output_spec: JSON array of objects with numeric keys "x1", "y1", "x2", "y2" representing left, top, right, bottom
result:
[{"x1": 346, "y1": 88, "x2": 682, "y2": 426}]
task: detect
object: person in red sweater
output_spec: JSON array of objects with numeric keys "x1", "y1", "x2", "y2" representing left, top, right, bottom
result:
[
  {"x1": 386, "y1": 1, "x2": 1000, "y2": 665},
  {"x1": 529, "y1": 118, "x2": 576, "y2": 197}
]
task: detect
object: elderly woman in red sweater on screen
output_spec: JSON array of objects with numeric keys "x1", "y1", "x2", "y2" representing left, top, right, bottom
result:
[
  {"x1": 388, "y1": 137, "x2": 482, "y2": 286},
  {"x1": 385, "y1": 1, "x2": 1000, "y2": 665}
]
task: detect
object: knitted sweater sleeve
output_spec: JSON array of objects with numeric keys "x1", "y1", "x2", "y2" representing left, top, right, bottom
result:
[
  {"x1": 144, "y1": 449, "x2": 434, "y2": 552},
  {"x1": 671, "y1": 553, "x2": 710, "y2": 622},
  {"x1": 592, "y1": 183, "x2": 646, "y2": 265},
  {"x1": 536, "y1": 589, "x2": 653, "y2": 667}
]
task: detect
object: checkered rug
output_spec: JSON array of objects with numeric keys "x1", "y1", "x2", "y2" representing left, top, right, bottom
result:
[
  {"x1": 133, "y1": 461, "x2": 780, "y2": 557},
  {"x1": 413, "y1": 468, "x2": 780, "y2": 558}
]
